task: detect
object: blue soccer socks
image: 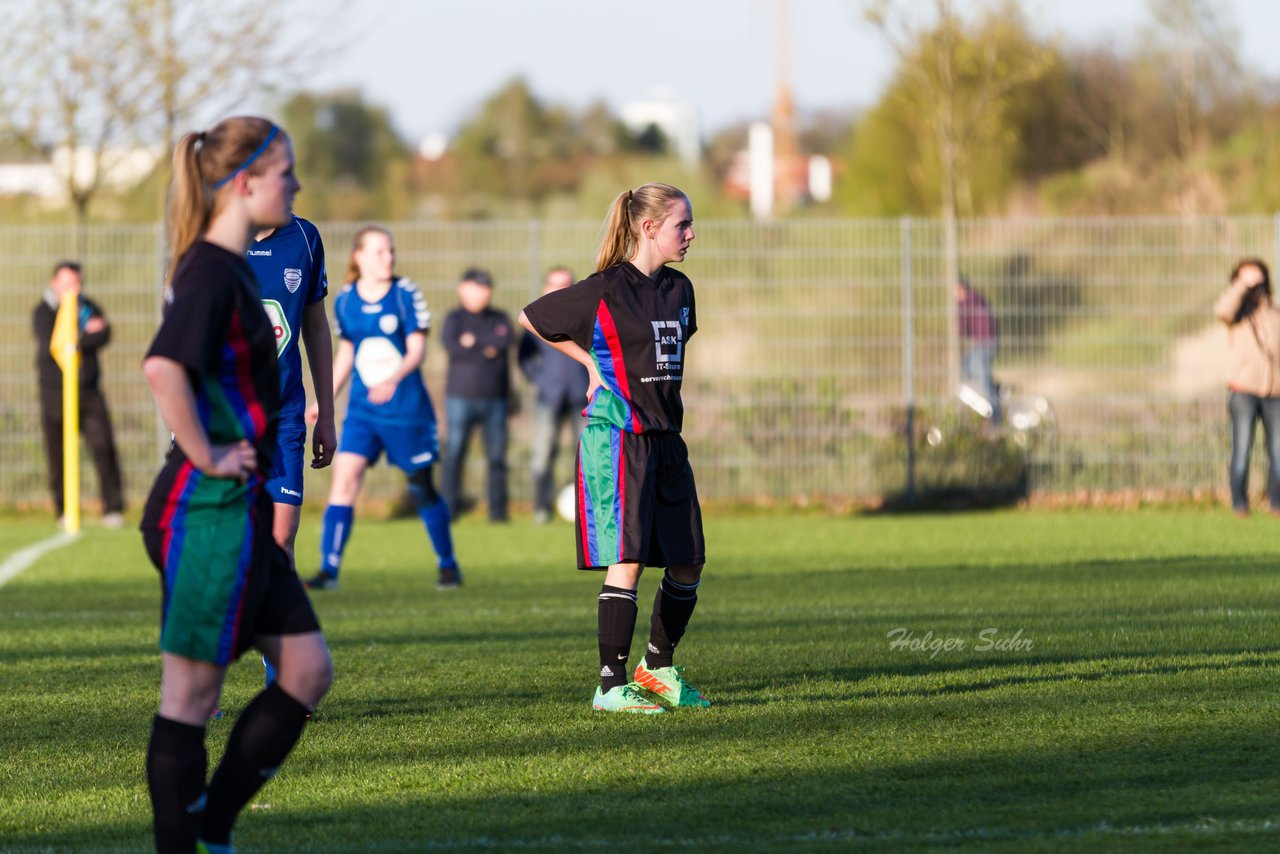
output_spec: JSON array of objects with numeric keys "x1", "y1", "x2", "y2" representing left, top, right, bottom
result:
[{"x1": 318, "y1": 504, "x2": 354, "y2": 579}]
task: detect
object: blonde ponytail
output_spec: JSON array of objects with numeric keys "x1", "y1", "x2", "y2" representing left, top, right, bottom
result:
[
  {"x1": 167, "y1": 132, "x2": 211, "y2": 277},
  {"x1": 165, "y1": 116, "x2": 282, "y2": 281},
  {"x1": 594, "y1": 183, "x2": 688, "y2": 273}
]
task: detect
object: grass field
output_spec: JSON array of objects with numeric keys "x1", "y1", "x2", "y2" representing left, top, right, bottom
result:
[{"x1": 3, "y1": 509, "x2": 1280, "y2": 852}]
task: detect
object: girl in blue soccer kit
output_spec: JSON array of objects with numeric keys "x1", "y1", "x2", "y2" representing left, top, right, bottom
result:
[
  {"x1": 305, "y1": 225, "x2": 460, "y2": 590},
  {"x1": 245, "y1": 215, "x2": 333, "y2": 693},
  {"x1": 246, "y1": 215, "x2": 334, "y2": 556}
]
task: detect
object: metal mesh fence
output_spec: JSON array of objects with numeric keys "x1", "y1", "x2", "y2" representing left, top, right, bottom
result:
[{"x1": 1, "y1": 216, "x2": 1275, "y2": 512}]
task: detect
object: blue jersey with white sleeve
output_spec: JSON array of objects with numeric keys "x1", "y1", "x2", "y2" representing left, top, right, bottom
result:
[
  {"x1": 334, "y1": 277, "x2": 435, "y2": 423},
  {"x1": 246, "y1": 216, "x2": 328, "y2": 420}
]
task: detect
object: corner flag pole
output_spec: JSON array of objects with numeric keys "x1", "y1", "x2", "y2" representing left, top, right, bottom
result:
[{"x1": 50, "y1": 291, "x2": 80, "y2": 533}]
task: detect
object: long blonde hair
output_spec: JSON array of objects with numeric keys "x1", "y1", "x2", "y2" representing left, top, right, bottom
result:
[
  {"x1": 595, "y1": 183, "x2": 688, "y2": 273},
  {"x1": 345, "y1": 225, "x2": 395, "y2": 284},
  {"x1": 167, "y1": 116, "x2": 283, "y2": 279}
]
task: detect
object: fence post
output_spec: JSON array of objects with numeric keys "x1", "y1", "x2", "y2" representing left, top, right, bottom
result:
[
  {"x1": 154, "y1": 222, "x2": 170, "y2": 463},
  {"x1": 528, "y1": 219, "x2": 542, "y2": 298},
  {"x1": 901, "y1": 216, "x2": 917, "y2": 507}
]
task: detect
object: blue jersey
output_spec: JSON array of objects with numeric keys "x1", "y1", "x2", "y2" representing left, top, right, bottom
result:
[
  {"x1": 246, "y1": 217, "x2": 328, "y2": 418},
  {"x1": 334, "y1": 277, "x2": 434, "y2": 423}
]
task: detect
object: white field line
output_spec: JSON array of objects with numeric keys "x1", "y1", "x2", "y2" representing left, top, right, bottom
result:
[{"x1": 0, "y1": 530, "x2": 79, "y2": 588}]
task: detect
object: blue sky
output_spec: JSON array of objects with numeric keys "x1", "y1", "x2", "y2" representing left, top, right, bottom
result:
[{"x1": 305, "y1": 0, "x2": 1279, "y2": 143}]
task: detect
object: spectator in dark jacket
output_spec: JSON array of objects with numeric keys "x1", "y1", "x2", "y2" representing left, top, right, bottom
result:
[
  {"x1": 441, "y1": 268, "x2": 514, "y2": 522},
  {"x1": 518, "y1": 267, "x2": 589, "y2": 524},
  {"x1": 32, "y1": 261, "x2": 125, "y2": 525},
  {"x1": 956, "y1": 276, "x2": 1000, "y2": 424}
]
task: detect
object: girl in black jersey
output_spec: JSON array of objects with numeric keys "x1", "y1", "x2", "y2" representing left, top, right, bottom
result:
[
  {"x1": 519, "y1": 183, "x2": 709, "y2": 713},
  {"x1": 140, "y1": 116, "x2": 333, "y2": 852}
]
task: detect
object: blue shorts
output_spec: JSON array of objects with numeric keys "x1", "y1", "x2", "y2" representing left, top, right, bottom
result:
[
  {"x1": 339, "y1": 413, "x2": 439, "y2": 473},
  {"x1": 266, "y1": 419, "x2": 307, "y2": 506}
]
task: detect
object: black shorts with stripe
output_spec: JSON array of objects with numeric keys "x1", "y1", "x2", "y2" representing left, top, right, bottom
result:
[{"x1": 574, "y1": 425, "x2": 705, "y2": 570}]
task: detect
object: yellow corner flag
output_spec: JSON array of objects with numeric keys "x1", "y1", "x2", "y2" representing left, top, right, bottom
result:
[{"x1": 50, "y1": 291, "x2": 80, "y2": 533}]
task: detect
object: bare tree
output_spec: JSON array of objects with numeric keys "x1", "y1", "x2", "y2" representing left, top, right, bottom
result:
[
  {"x1": 1064, "y1": 44, "x2": 1137, "y2": 165},
  {"x1": 0, "y1": 0, "x2": 344, "y2": 251},
  {"x1": 124, "y1": 0, "x2": 347, "y2": 196},
  {"x1": 863, "y1": 0, "x2": 1050, "y2": 391},
  {"x1": 1141, "y1": 0, "x2": 1240, "y2": 161},
  {"x1": 0, "y1": 0, "x2": 151, "y2": 254}
]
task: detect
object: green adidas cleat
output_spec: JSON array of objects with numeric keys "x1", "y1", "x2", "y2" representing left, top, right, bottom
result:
[
  {"x1": 633, "y1": 659, "x2": 712, "y2": 708},
  {"x1": 592, "y1": 683, "x2": 666, "y2": 714},
  {"x1": 196, "y1": 840, "x2": 235, "y2": 854}
]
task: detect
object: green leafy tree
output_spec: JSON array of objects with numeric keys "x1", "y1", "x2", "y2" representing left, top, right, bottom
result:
[
  {"x1": 281, "y1": 91, "x2": 412, "y2": 220},
  {"x1": 858, "y1": 0, "x2": 1052, "y2": 386},
  {"x1": 448, "y1": 77, "x2": 692, "y2": 217}
]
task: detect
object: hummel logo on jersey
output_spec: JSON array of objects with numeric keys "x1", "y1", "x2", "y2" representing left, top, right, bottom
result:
[
  {"x1": 361, "y1": 304, "x2": 381, "y2": 313},
  {"x1": 283, "y1": 268, "x2": 303, "y2": 293},
  {"x1": 410, "y1": 451, "x2": 434, "y2": 464},
  {"x1": 247, "y1": 249, "x2": 272, "y2": 256},
  {"x1": 280, "y1": 487, "x2": 302, "y2": 498}
]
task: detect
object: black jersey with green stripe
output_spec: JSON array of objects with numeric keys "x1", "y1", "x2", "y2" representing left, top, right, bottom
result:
[
  {"x1": 522, "y1": 261, "x2": 696, "y2": 434},
  {"x1": 142, "y1": 241, "x2": 281, "y2": 525}
]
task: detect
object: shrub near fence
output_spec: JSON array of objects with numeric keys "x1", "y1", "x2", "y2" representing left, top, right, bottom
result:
[{"x1": 1, "y1": 216, "x2": 1277, "y2": 512}]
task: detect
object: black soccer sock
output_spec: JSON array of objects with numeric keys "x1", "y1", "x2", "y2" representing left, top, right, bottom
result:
[
  {"x1": 199, "y1": 683, "x2": 311, "y2": 845},
  {"x1": 146, "y1": 715, "x2": 208, "y2": 854},
  {"x1": 645, "y1": 571, "x2": 700, "y2": 669},
  {"x1": 598, "y1": 585, "x2": 639, "y2": 691}
]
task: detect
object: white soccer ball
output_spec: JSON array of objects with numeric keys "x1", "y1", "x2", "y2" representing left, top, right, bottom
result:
[
  {"x1": 353, "y1": 338, "x2": 402, "y2": 387},
  {"x1": 556, "y1": 484, "x2": 576, "y2": 522}
]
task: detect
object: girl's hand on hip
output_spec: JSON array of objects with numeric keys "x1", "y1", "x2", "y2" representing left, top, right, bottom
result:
[{"x1": 207, "y1": 440, "x2": 256, "y2": 481}]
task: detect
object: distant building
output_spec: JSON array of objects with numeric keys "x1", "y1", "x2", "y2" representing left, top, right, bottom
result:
[
  {"x1": 0, "y1": 161, "x2": 60, "y2": 198},
  {"x1": 0, "y1": 145, "x2": 162, "y2": 203},
  {"x1": 620, "y1": 90, "x2": 701, "y2": 165},
  {"x1": 720, "y1": 0, "x2": 832, "y2": 218}
]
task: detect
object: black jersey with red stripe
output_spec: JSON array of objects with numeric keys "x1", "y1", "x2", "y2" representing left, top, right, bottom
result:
[
  {"x1": 522, "y1": 261, "x2": 697, "y2": 434},
  {"x1": 142, "y1": 241, "x2": 281, "y2": 527}
]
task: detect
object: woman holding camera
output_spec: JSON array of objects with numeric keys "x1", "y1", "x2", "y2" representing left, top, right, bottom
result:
[{"x1": 1215, "y1": 258, "x2": 1280, "y2": 516}]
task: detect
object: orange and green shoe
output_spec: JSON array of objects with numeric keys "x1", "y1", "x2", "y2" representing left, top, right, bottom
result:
[
  {"x1": 196, "y1": 840, "x2": 235, "y2": 854},
  {"x1": 592, "y1": 683, "x2": 666, "y2": 714},
  {"x1": 633, "y1": 659, "x2": 712, "y2": 708}
]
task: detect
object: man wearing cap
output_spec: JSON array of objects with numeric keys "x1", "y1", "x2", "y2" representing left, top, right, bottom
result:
[{"x1": 441, "y1": 267, "x2": 515, "y2": 522}]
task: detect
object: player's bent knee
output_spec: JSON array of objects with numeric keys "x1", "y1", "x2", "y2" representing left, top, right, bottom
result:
[
  {"x1": 666, "y1": 564, "x2": 704, "y2": 585},
  {"x1": 407, "y1": 466, "x2": 441, "y2": 506},
  {"x1": 604, "y1": 562, "x2": 645, "y2": 589},
  {"x1": 272, "y1": 635, "x2": 334, "y2": 706}
]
